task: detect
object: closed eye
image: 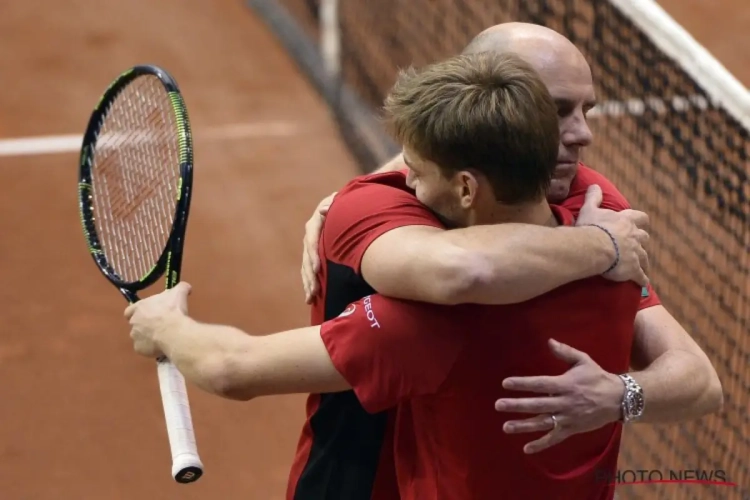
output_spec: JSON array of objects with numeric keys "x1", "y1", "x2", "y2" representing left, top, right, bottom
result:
[{"x1": 555, "y1": 99, "x2": 575, "y2": 118}]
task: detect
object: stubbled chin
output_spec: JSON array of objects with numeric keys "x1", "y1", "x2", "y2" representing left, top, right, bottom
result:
[{"x1": 547, "y1": 179, "x2": 572, "y2": 203}]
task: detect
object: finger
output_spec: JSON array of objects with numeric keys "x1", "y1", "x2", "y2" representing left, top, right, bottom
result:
[
  {"x1": 622, "y1": 209, "x2": 649, "y2": 230},
  {"x1": 309, "y1": 245, "x2": 321, "y2": 274},
  {"x1": 167, "y1": 282, "x2": 191, "y2": 310},
  {"x1": 301, "y1": 264, "x2": 312, "y2": 303},
  {"x1": 494, "y1": 396, "x2": 567, "y2": 415},
  {"x1": 302, "y1": 239, "x2": 322, "y2": 297},
  {"x1": 305, "y1": 278, "x2": 319, "y2": 305},
  {"x1": 638, "y1": 270, "x2": 650, "y2": 288},
  {"x1": 582, "y1": 184, "x2": 603, "y2": 209},
  {"x1": 548, "y1": 338, "x2": 590, "y2": 365},
  {"x1": 133, "y1": 340, "x2": 158, "y2": 358},
  {"x1": 636, "y1": 265, "x2": 650, "y2": 287},
  {"x1": 302, "y1": 249, "x2": 319, "y2": 298},
  {"x1": 502, "y1": 375, "x2": 564, "y2": 394},
  {"x1": 318, "y1": 191, "x2": 337, "y2": 215},
  {"x1": 638, "y1": 246, "x2": 650, "y2": 273},
  {"x1": 302, "y1": 279, "x2": 310, "y2": 303},
  {"x1": 302, "y1": 246, "x2": 312, "y2": 291},
  {"x1": 132, "y1": 339, "x2": 144, "y2": 355},
  {"x1": 304, "y1": 225, "x2": 322, "y2": 274},
  {"x1": 309, "y1": 275, "x2": 320, "y2": 299},
  {"x1": 635, "y1": 228, "x2": 650, "y2": 245},
  {"x1": 523, "y1": 428, "x2": 571, "y2": 454},
  {"x1": 502, "y1": 414, "x2": 557, "y2": 434},
  {"x1": 124, "y1": 303, "x2": 137, "y2": 319},
  {"x1": 302, "y1": 233, "x2": 318, "y2": 275},
  {"x1": 173, "y1": 282, "x2": 192, "y2": 314}
]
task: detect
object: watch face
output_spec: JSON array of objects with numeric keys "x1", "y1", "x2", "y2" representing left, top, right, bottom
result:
[
  {"x1": 619, "y1": 374, "x2": 644, "y2": 421},
  {"x1": 629, "y1": 389, "x2": 644, "y2": 418},
  {"x1": 633, "y1": 395, "x2": 645, "y2": 415}
]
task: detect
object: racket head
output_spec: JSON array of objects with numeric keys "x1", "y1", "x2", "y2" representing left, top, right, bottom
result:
[{"x1": 78, "y1": 65, "x2": 194, "y2": 295}]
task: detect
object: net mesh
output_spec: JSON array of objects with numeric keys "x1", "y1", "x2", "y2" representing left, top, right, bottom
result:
[
  {"x1": 90, "y1": 75, "x2": 181, "y2": 283},
  {"x1": 275, "y1": 1, "x2": 749, "y2": 498}
]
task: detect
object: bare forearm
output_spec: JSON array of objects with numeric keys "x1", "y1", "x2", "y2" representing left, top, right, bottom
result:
[
  {"x1": 628, "y1": 350, "x2": 723, "y2": 423},
  {"x1": 441, "y1": 224, "x2": 615, "y2": 304},
  {"x1": 152, "y1": 316, "x2": 344, "y2": 401},
  {"x1": 154, "y1": 314, "x2": 251, "y2": 397}
]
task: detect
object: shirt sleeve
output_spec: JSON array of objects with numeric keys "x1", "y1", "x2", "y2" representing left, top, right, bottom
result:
[
  {"x1": 322, "y1": 178, "x2": 443, "y2": 272},
  {"x1": 639, "y1": 283, "x2": 661, "y2": 310},
  {"x1": 320, "y1": 294, "x2": 466, "y2": 413}
]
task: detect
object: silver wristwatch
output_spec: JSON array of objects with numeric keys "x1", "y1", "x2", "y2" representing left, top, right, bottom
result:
[{"x1": 618, "y1": 374, "x2": 645, "y2": 423}]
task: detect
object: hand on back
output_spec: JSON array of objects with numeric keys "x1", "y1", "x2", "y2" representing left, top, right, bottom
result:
[{"x1": 301, "y1": 191, "x2": 337, "y2": 303}]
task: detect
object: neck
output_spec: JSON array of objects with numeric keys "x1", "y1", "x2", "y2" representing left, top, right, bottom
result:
[{"x1": 471, "y1": 200, "x2": 557, "y2": 227}]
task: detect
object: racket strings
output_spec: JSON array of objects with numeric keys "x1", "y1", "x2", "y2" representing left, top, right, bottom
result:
[{"x1": 90, "y1": 75, "x2": 181, "y2": 283}]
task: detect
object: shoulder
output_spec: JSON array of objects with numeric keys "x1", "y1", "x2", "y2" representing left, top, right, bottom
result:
[
  {"x1": 328, "y1": 170, "x2": 419, "y2": 213},
  {"x1": 326, "y1": 168, "x2": 442, "y2": 229},
  {"x1": 335, "y1": 169, "x2": 410, "y2": 199},
  {"x1": 321, "y1": 170, "x2": 442, "y2": 266}
]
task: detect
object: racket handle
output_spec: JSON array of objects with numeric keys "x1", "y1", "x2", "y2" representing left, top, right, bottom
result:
[{"x1": 156, "y1": 358, "x2": 204, "y2": 483}]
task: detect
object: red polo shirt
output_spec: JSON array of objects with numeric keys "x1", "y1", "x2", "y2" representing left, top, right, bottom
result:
[
  {"x1": 320, "y1": 204, "x2": 641, "y2": 499},
  {"x1": 287, "y1": 165, "x2": 659, "y2": 499}
]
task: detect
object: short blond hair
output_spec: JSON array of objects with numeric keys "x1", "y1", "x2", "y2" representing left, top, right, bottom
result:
[{"x1": 384, "y1": 51, "x2": 559, "y2": 204}]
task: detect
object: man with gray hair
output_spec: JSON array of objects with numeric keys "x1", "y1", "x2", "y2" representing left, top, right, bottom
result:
[{"x1": 296, "y1": 20, "x2": 721, "y2": 494}]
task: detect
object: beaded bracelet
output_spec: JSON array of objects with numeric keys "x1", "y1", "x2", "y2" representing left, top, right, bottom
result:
[{"x1": 588, "y1": 224, "x2": 620, "y2": 274}]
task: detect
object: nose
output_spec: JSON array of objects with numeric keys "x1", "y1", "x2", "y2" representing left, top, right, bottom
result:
[{"x1": 561, "y1": 111, "x2": 593, "y2": 148}]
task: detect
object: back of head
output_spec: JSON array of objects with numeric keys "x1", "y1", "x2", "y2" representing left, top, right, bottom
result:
[{"x1": 383, "y1": 51, "x2": 559, "y2": 204}]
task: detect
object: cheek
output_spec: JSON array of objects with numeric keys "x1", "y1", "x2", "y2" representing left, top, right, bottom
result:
[
  {"x1": 414, "y1": 184, "x2": 435, "y2": 208},
  {"x1": 413, "y1": 182, "x2": 440, "y2": 209}
]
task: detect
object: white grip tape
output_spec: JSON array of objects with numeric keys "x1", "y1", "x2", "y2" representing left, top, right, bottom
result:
[{"x1": 157, "y1": 358, "x2": 204, "y2": 481}]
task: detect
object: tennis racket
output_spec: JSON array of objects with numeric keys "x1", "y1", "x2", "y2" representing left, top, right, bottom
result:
[{"x1": 77, "y1": 64, "x2": 203, "y2": 483}]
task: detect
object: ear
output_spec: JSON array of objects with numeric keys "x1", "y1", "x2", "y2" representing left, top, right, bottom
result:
[{"x1": 454, "y1": 170, "x2": 479, "y2": 209}]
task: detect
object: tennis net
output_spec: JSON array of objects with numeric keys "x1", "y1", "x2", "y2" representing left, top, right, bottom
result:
[{"x1": 250, "y1": 0, "x2": 749, "y2": 498}]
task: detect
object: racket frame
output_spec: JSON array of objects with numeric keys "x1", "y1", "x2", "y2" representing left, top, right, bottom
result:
[
  {"x1": 77, "y1": 64, "x2": 203, "y2": 484},
  {"x1": 79, "y1": 65, "x2": 190, "y2": 292}
]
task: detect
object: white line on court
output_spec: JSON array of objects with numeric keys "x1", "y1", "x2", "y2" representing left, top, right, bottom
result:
[{"x1": 0, "y1": 121, "x2": 300, "y2": 158}]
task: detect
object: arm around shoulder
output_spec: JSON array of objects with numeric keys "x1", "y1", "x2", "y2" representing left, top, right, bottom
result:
[
  {"x1": 360, "y1": 225, "x2": 490, "y2": 305},
  {"x1": 361, "y1": 223, "x2": 618, "y2": 306}
]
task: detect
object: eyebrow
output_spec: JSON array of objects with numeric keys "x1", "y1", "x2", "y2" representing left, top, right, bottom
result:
[{"x1": 554, "y1": 97, "x2": 598, "y2": 108}]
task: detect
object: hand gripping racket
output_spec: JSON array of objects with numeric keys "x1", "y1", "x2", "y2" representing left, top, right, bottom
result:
[{"x1": 77, "y1": 64, "x2": 203, "y2": 483}]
